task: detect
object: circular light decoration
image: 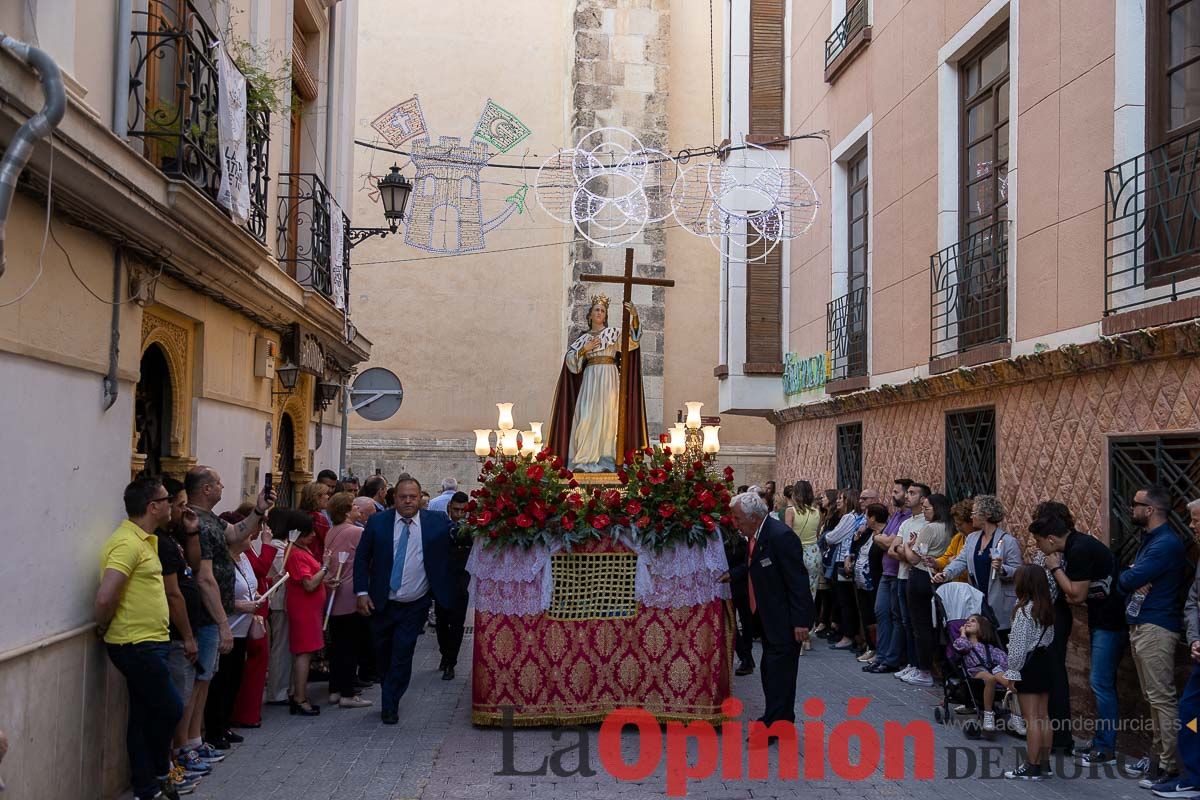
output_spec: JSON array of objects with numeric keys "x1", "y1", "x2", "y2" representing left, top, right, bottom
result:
[
  {"x1": 669, "y1": 139, "x2": 821, "y2": 263},
  {"x1": 535, "y1": 127, "x2": 674, "y2": 247}
]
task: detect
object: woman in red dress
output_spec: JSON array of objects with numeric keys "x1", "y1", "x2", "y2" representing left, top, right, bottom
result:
[
  {"x1": 231, "y1": 523, "x2": 278, "y2": 727},
  {"x1": 299, "y1": 481, "x2": 331, "y2": 563},
  {"x1": 285, "y1": 512, "x2": 329, "y2": 716}
]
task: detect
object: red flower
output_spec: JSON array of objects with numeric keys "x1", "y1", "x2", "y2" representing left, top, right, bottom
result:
[
  {"x1": 723, "y1": 466, "x2": 735, "y2": 481},
  {"x1": 478, "y1": 510, "x2": 495, "y2": 525},
  {"x1": 636, "y1": 515, "x2": 651, "y2": 528},
  {"x1": 647, "y1": 468, "x2": 668, "y2": 485},
  {"x1": 663, "y1": 459, "x2": 673, "y2": 470},
  {"x1": 525, "y1": 464, "x2": 545, "y2": 481},
  {"x1": 700, "y1": 514, "x2": 716, "y2": 530},
  {"x1": 515, "y1": 513, "x2": 534, "y2": 528},
  {"x1": 618, "y1": 515, "x2": 630, "y2": 526},
  {"x1": 494, "y1": 474, "x2": 508, "y2": 485},
  {"x1": 567, "y1": 493, "x2": 583, "y2": 509},
  {"x1": 528, "y1": 499, "x2": 548, "y2": 522},
  {"x1": 643, "y1": 447, "x2": 654, "y2": 456},
  {"x1": 617, "y1": 468, "x2": 628, "y2": 483},
  {"x1": 624, "y1": 500, "x2": 642, "y2": 516},
  {"x1": 625, "y1": 449, "x2": 637, "y2": 464},
  {"x1": 602, "y1": 489, "x2": 622, "y2": 507},
  {"x1": 568, "y1": 479, "x2": 579, "y2": 489},
  {"x1": 482, "y1": 460, "x2": 495, "y2": 473},
  {"x1": 592, "y1": 488, "x2": 602, "y2": 499},
  {"x1": 693, "y1": 461, "x2": 704, "y2": 471},
  {"x1": 552, "y1": 457, "x2": 565, "y2": 470},
  {"x1": 535, "y1": 450, "x2": 549, "y2": 462},
  {"x1": 561, "y1": 515, "x2": 576, "y2": 531},
  {"x1": 659, "y1": 503, "x2": 676, "y2": 519},
  {"x1": 515, "y1": 486, "x2": 528, "y2": 498},
  {"x1": 639, "y1": 485, "x2": 651, "y2": 496},
  {"x1": 663, "y1": 446, "x2": 672, "y2": 455},
  {"x1": 685, "y1": 470, "x2": 695, "y2": 481},
  {"x1": 719, "y1": 514, "x2": 733, "y2": 528},
  {"x1": 592, "y1": 513, "x2": 612, "y2": 529},
  {"x1": 558, "y1": 468, "x2": 571, "y2": 479},
  {"x1": 467, "y1": 500, "x2": 478, "y2": 512},
  {"x1": 504, "y1": 460, "x2": 518, "y2": 473},
  {"x1": 659, "y1": 433, "x2": 670, "y2": 444}
]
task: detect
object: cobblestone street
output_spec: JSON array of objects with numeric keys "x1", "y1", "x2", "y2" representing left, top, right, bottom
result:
[{"x1": 189, "y1": 625, "x2": 1145, "y2": 800}]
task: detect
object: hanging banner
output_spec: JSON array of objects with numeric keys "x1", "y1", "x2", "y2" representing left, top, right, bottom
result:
[
  {"x1": 330, "y1": 199, "x2": 346, "y2": 311},
  {"x1": 214, "y1": 43, "x2": 250, "y2": 224}
]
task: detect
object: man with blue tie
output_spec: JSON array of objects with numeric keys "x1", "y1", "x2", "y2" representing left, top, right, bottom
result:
[{"x1": 355, "y1": 474, "x2": 460, "y2": 724}]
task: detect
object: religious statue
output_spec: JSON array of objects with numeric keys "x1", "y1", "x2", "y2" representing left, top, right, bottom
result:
[{"x1": 547, "y1": 293, "x2": 649, "y2": 472}]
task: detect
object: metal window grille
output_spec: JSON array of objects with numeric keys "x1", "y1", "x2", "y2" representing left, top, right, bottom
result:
[
  {"x1": 836, "y1": 422, "x2": 863, "y2": 492},
  {"x1": 828, "y1": 288, "x2": 869, "y2": 381},
  {"x1": 945, "y1": 408, "x2": 996, "y2": 503},
  {"x1": 1108, "y1": 435, "x2": 1200, "y2": 567},
  {"x1": 825, "y1": 0, "x2": 869, "y2": 69},
  {"x1": 548, "y1": 551, "x2": 638, "y2": 621},
  {"x1": 277, "y1": 172, "x2": 333, "y2": 299},
  {"x1": 931, "y1": 221, "x2": 1009, "y2": 359}
]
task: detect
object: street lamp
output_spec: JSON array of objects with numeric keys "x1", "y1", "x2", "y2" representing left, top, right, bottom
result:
[
  {"x1": 316, "y1": 380, "x2": 341, "y2": 411},
  {"x1": 347, "y1": 164, "x2": 412, "y2": 249},
  {"x1": 273, "y1": 361, "x2": 300, "y2": 396}
]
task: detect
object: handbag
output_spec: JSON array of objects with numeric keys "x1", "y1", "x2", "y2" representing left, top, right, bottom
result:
[{"x1": 248, "y1": 614, "x2": 267, "y2": 641}]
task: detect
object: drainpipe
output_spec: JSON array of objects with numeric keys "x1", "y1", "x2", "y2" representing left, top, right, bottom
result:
[
  {"x1": 0, "y1": 33, "x2": 66, "y2": 278},
  {"x1": 102, "y1": 0, "x2": 134, "y2": 412},
  {"x1": 102, "y1": 247, "x2": 123, "y2": 411}
]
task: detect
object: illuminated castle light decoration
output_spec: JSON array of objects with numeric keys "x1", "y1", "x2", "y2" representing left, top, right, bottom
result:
[{"x1": 405, "y1": 135, "x2": 519, "y2": 254}]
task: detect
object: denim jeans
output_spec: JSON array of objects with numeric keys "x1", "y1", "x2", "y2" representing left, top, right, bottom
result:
[
  {"x1": 873, "y1": 575, "x2": 900, "y2": 666},
  {"x1": 1089, "y1": 627, "x2": 1128, "y2": 754},
  {"x1": 1179, "y1": 664, "x2": 1200, "y2": 781},
  {"x1": 106, "y1": 641, "x2": 184, "y2": 799}
]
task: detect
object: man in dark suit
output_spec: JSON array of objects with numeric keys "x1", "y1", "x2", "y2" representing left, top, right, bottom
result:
[
  {"x1": 729, "y1": 490, "x2": 814, "y2": 727},
  {"x1": 435, "y1": 491, "x2": 472, "y2": 681},
  {"x1": 355, "y1": 474, "x2": 461, "y2": 724}
]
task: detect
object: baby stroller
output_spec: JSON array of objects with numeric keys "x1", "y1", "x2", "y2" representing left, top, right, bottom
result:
[{"x1": 931, "y1": 582, "x2": 1014, "y2": 739}]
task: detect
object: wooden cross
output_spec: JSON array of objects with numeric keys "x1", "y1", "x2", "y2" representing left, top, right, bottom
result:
[{"x1": 580, "y1": 248, "x2": 675, "y2": 466}]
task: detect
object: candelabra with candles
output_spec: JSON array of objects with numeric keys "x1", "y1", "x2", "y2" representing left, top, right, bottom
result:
[
  {"x1": 667, "y1": 401, "x2": 721, "y2": 464},
  {"x1": 473, "y1": 402, "x2": 544, "y2": 461}
]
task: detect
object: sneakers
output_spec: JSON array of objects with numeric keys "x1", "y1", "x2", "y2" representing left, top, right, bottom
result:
[
  {"x1": 982, "y1": 711, "x2": 996, "y2": 732},
  {"x1": 1128, "y1": 757, "x2": 1154, "y2": 777},
  {"x1": 1152, "y1": 778, "x2": 1200, "y2": 798},
  {"x1": 856, "y1": 649, "x2": 876, "y2": 663},
  {"x1": 1009, "y1": 714, "x2": 1027, "y2": 736},
  {"x1": 194, "y1": 743, "x2": 226, "y2": 763},
  {"x1": 166, "y1": 765, "x2": 197, "y2": 796},
  {"x1": 1077, "y1": 749, "x2": 1118, "y2": 767},
  {"x1": 1004, "y1": 761, "x2": 1045, "y2": 780},
  {"x1": 954, "y1": 704, "x2": 974, "y2": 716},
  {"x1": 176, "y1": 751, "x2": 211, "y2": 776},
  {"x1": 901, "y1": 670, "x2": 934, "y2": 687},
  {"x1": 894, "y1": 666, "x2": 915, "y2": 680},
  {"x1": 1142, "y1": 772, "x2": 1181, "y2": 790}
]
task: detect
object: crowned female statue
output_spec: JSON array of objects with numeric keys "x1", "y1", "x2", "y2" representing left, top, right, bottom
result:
[{"x1": 547, "y1": 293, "x2": 649, "y2": 472}]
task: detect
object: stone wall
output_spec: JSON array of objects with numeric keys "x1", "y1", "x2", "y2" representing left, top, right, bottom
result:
[
  {"x1": 774, "y1": 353, "x2": 1200, "y2": 755},
  {"x1": 568, "y1": 0, "x2": 671, "y2": 438}
]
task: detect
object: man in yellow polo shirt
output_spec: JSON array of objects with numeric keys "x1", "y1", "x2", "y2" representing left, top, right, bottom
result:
[{"x1": 95, "y1": 477, "x2": 184, "y2": 800}]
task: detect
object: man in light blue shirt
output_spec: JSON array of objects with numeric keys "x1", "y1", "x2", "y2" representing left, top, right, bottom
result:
[{"x1": 427, "y1": 478, "x2": 458, "y2": 515}]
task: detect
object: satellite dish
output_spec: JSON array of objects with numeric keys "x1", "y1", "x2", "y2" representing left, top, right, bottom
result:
[{"x1": 350, "y1": 368, "x2": 404, "y2": 421}]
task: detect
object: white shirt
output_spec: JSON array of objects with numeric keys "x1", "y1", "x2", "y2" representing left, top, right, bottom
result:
[
  {"x1": 229, "y1": 553, "x2": 257, "y2": 638},
  {"x1": 427, "y1": 490, "x2": 455, "y2": 514},
  {"x1": 390, "y1": 512, "x2": 429, "y2": 602},
  {"x1": 896, "y1": 513, "x2": 927, "y2": 580}
]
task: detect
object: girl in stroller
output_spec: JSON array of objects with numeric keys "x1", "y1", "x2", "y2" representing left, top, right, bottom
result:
[{"x1": 953, "y1": 614, "x2": 1020, "y2": 734}]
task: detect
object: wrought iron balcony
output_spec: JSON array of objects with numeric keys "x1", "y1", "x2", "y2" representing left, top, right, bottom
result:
[
  {"x1": 930, "y1": 220, "x2": 1009, "y2": 360},
  {"x1": 1105, "y1": 130, "x2": 1200, "y2": 316},
  {"x1": 825, "y1": 0, "x2": 870, "y2": 82},
  {"x1": 827, "y1": 286, "x2": 868, "y2": 382},
  {"x1": 277, "y1": 172, "x2": 334, "y2": 300},
  {"x1": 127, "y1": 0, "x2": 270, "y2": 243}
]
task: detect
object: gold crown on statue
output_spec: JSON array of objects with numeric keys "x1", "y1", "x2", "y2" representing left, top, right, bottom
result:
[{"x1": 589, "y1": 293, "x2": 610, "y2": 311}]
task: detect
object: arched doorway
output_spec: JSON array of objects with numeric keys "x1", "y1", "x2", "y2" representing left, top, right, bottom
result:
[
  {"x1": 135, "y1": 344, "x2": 173, "y2": 477},
  {"x1": 277, "y1": 412, "x2": 296, "y2": 507}
]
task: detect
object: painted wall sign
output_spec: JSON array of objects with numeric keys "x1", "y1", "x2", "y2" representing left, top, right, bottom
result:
[{"x1": 783, "y1": 351, "x2": 829, "y2": 395}]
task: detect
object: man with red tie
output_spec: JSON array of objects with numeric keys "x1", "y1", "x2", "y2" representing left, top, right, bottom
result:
[{"x1": 729, "y1": 490, "x2": 815, "y2": 727}]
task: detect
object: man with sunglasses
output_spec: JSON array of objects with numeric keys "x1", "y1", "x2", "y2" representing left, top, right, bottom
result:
[
  {"x1": 1121, "y1": 486, "x2": 1188, "y2": 789},
  {"x1": 95, "y1": 477, "x2": 184, "y2": 800}
]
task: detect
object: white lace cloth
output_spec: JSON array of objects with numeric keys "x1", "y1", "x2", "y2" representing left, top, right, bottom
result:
[{"x1": 467, "y1": 530, "x2": 731, "y2": 616}]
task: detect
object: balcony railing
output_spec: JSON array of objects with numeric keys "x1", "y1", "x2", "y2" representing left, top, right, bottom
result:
[
  {"x1": 930, "y1": 220, "x2": 1009, "y2": 360},
  {"x1": 128, "y1": 0, "x2": 270, "y2": 243},
  {"x1": 825, "y1": 0, "x2": 870, "y2": 80},
  {"x1": 827, "y1": 286, "x2": 868, "y2": 382},
  {"x1": 1105, "y1": 130, "x2": 1200, "y2": 316},
  {"x1": 277, "y1": 172, "x2": 334, "y2": 300}
]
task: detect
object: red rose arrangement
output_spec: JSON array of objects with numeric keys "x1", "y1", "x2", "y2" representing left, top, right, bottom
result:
[{"x1": 463, "y1": 445, "x2": 735, "y2": 551}]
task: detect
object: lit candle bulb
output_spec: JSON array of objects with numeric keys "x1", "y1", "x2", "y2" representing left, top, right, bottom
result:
[
  {"x1": 496, "y1": 402, "x2": 514, "y2": 431},
  {"x1": 520, "y1": 431, "x2": 538, "y2": 456},
  {"x1": 500, "y1": 428, "x2": 520, "y2": 456},
  {"x1": 530, "y1": 421, "x2": 544, "y2": 445},
  {"x1": 701, "y1": 425, "x2": 721, "y2": 454},
  {"x1": 685, "y1": 401, "x2": 704, "y2": 430},
  {"x1": 473, "y1": 429, "x2": 492, "y2": 457}
]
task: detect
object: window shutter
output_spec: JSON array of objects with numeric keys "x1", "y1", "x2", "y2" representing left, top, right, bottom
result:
[
  {"x1": 749, "y1": 0, "x2": 786, "y2": 141},
  {"x1": 745, "y1": 231, "x2": 783, "y2": 365}
]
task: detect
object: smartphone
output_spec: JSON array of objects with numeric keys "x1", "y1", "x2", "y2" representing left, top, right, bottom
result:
[{"x1": 265, "y1": 472, "x2": 273, "y2": 491}]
